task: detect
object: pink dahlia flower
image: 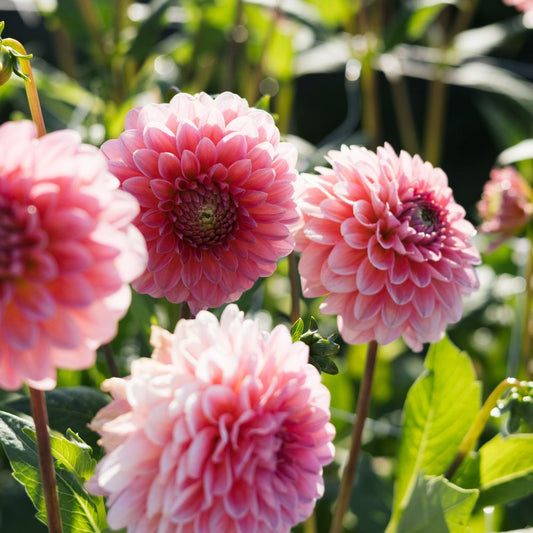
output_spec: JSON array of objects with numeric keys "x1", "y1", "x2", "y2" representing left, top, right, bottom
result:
[
  {"x1": 0, "y1": 121, "x2": 147, "y2": 390},
  {"x1": 102, "y1": 91, "x2": 299, "y2": 313},
  {"x1": 294, "y1": 143, "x2": 480, "y2": 351},
  {"x1": 477, "y1": 165, "x2": 533, "y2": 243},
  {"x1": 87, "y1": 304, "x2": 335, "y2": 533}
]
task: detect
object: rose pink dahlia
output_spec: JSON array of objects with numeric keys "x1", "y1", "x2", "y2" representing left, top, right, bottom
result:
[
  {"x1": 0, "y1": 121, "x2": 147, "y2": 390},
  {"x1": 293, "y1": 143, "x2": 480, "y2": 351},
  {"x1": 102, "y1": 91, "x2": 299, "y2": 313},
  {"x1": 87, "y1": 304, "x2": 335, "y2": 533},
  {"x1": 477, "y1": 165, "x2": 533, "y2": 241}
]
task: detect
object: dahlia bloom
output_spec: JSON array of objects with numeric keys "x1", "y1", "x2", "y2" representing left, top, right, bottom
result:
[
  {"x1": 0, "y1": 121, "x2": 147, "y2": 390},
  {"x1": 502, "y1": 0, "x2": 533, "y2": 13},
  {"x1": 102, "y1": 91, "x2": 299, "y2": 313},
  {"x1": 477, "y1": 165, "x2": 533, "y2": 244},
  {"x1": 87, "y1": 304, "x2": 335, "y2": 533},
  {"x1": 294, "y1": 143, "x2": 480, "y2": 351}
]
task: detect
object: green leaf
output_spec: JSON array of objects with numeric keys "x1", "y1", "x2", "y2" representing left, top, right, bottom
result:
[
  {"x1": 397, "y1": 474, "x2": 478, "y2": 533},
  {"x1": 290, "y1": 317, "x2": 304, "y2": 342},
  {"x1": 406, "y1": 0, "x2": 456, "y2": 41},
  {"x1": 0, "y1": 411, "x2": 106, "y2": 532},
  {"x1": 389, "y1": 336, "x2": 481, "y2": 528},
  {"x1": 476, "y1": 434, "x2": 533, "y2": 508},
  {"x1": 3, "y1": 386, "x2": 109, "y2": 448}
]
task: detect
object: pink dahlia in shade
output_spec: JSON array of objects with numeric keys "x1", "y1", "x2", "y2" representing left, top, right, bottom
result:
[
  {"x1": 102, "y1": 91, "x2": 299, "y2": 314},
  {"x1": 293, "y1": 143, "x2": 480, "y2": 352},
  {"x1": 0, "y1": 121, "x2": 147, "y2": 391},
  {"x1": 86, "y1": 304, "x2": 335, "y2": 533},
  {"x1": 477, "y1": 165, "x2": 533, "y2": 243}
]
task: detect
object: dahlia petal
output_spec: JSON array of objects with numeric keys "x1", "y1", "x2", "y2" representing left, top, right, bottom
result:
[
  {"x1": 150, "y1": 179, "x2": 176, "y2": 201},
  {"x1": 227, "y1": 158, "x2": 252, "y2": 186},
  {"x1": 304, "y1": 218, "x2": 339, "y2": 245},
  {"x1": 49, "y1": 241, "x2": 93, "y2": 274},
  {"x1": 182, "y1": 260, "x2": 203, "y2": 288},
  {"x1": 195, "y1": 137, "x2": 217, "y2": 171},
  {"x1": 244, "y1": 168, "x2": 276, "y2": 190},
  {"x1": 143, "y1": 122, "x2": 176, "y2": 154},
  {"x1": 390, "y1": 254, "x2": 410, "y2": 284},
  {"x1": 225, "y1": 481, "x2": 252, "y2": 519},
  {"x1": 327, "y1": 242, "x2": 359, "y2": 276},
  {"x1": 45, "y1": 207, "x2": 95, "y2": 240},
  {"x1": 409, "y1": 261, "x2": 432, "y2": 287},
  {"x1": 216, "y1": 133, "x2": 247, "y2": 168},
  {"x1": 154, "y1": 259, "x2": 182, "y2": 291},
  {"x1": 321, "y1": 267, "x2": 355, "y2": 293},
  {"x1": 3, "y1": 304, "x2": 38, "y2": 350},
  {"x1": 367, "y1": 235, "x2": 394, "y2": 270},
  {"x1": 381, "y1": 301, "x2": 410, "y2": 328},
  {"x1": 181, "y1": 150, "x2": 200, "y2": 179},
  {"x1": 341, "y1": 217, "x2": 371, "y2": 249},
  {"x1": 353, "y1": 293, "x2": 382, "y2": 320},
  {"x1": 412, "y1": 286, "x2": 435, "y2": 318},
  {"x1": 385, "y1": 278, "x2": 415, "y2": 305},
  {"x1": 356, "y1": 258, "x2": 386, "y2": 295},
  {"x1": 158, "y1": 152, "x2": 182, "y2": 181},
  {"x1": 122, "y1": 177, "x2": 155, "y2": 207},
  {"x1": 15, "y1": 283, "x2": 55, "y2": 321},
  {"x1": 41, "y1": 307, "x2": 81, "y2": 349},
  {"x1": 133, "y1": 149, "x2": 161, "y2": 179},
  {"x1": 49, "y1": 275, "x2": 95, "y2": 306}
]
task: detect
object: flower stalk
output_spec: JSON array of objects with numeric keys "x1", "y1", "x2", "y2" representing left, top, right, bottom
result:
[
  {"x1": 329, "y1": 340, "x2": 378, "y2": 533},
  {"x1": 445, "y1": 377, "x2": 529, "y2": 479},
  {"x1": 1, "y1": 37, "x2": 45, "y2": 137},
  {"x1": 29, "y1": 388, "x2": 63, "y2": 533}
]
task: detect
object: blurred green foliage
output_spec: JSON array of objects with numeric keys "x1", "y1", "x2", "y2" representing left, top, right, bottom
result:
[{"x1": 0, "y1": 0, "x2": 533, "y2": 531}]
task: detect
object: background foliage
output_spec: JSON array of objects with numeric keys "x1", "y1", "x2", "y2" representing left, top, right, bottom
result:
[{"x1": 0, "y1": 0, "x2": 533, "y2": 531}]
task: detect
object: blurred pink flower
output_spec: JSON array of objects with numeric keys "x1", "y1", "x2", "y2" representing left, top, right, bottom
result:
[
  {"x1": 502, "y1": 0, "x2": 533, "y2": 13},
  {"x1": 0, "y1": 121, "x2": 147, "y2": 390},
  {"x1": 102, "y1": 91, "x2": 299, "y2": 314},
  {"x1": 477, "y1": 165, "x2": 532, "y2": 243},
  {"x1": 87, "y1": 304, "x2": 335, "y2": 533},
  {"x1": 293, "y1": 143, "x2": 480, "y2": 351}
]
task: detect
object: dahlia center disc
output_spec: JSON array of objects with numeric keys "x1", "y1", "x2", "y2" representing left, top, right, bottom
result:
[
  {"x1": 174, "y1": 182, "x2": 238, "y2": 249},
  {"x1": 402, "y1": 195, "x2": 442, "y2": 236}
]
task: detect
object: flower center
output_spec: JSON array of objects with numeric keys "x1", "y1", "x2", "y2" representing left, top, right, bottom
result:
[
  {"x1": 173, "y1": 182, "x2": 238, "y2": 248},
  {"x1": 401, "y1": 195, "x2": 442, "y2": 236},
  {"x1": 0, "y1": 200, "x2": 45, "y2": 281}
]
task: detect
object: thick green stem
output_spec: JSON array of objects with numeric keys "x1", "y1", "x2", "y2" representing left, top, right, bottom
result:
[
  {"x1": 29, "y1": 388, "x2": 63, "y2": 533},
  {"x1": 2, "y1": 38, "x2": 45, "y2": 137},
  {"x1": 329, "y1": 340, "x2": 378, "y2": 533},
  {"x1": 445, "y1": 377, "x2": 527, "y2": 479},
  {"x1": 288, "y1": 252, "x2": 300, "y2": 324},
  {"x1": 423, "y1": 72, "x2": 447, "y2": 166}
]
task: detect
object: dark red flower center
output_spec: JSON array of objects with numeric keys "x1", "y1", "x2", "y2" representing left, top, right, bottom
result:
[
  {"x1": 173, "y1": 181, "x2": 238, "y2": 248},
  {"x1": 0, "y1": 200, "x2": 44, "y2": 280}
]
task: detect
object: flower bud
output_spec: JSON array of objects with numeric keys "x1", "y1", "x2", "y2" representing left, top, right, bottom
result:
[
  {"x1": 477, "y1": 166, "x2": 533, "y2": 245},
  {"x1": 0, "y1": 44, "x2": 13, "y2": 87}
]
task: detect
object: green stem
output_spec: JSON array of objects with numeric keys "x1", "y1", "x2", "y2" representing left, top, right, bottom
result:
[
  {"x1": 29, "y1": 388, "x2": 63, "y2": 533},
  {"x1": 288, "y1": 252, "x2": 300, "y2": 323},
  {"x1": 2, "y1": 38, "x2": 45, "y2": 137},
  {"x1": 329, "y1": 340, "x2": 378, "y2": 533},
  {"x1": 423, "y1": 72, "x2": 446, "y2": 166},
  {"x1": 102, "y1": 344, "x2": 120, "y2": 378},
  {"x1": 521, "y1": 235, "x2": 533, "y2": 379},
  {"x1": 303, "y1": 511, "x2": 317, "y2": 533},
  {"x1": 445, "y1": 377, "x2": 528, "y2": 479}
]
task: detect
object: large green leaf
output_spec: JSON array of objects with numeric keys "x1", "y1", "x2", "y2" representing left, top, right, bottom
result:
[
  {"x1": 397, "y1": 474, "x2": 478, "y2": 533},
  {"x1": 0, "y1": 411, "x2": 106, "y2": 532},
  {"x1": 388, "y1": 336, "x2": 481, "y2": 529},
  {"x1": 477, "y1": 434, "x2": 533, "y2": 508}
]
